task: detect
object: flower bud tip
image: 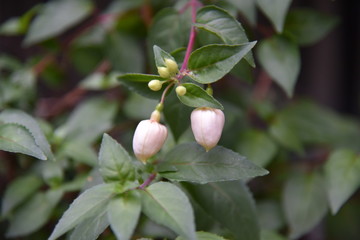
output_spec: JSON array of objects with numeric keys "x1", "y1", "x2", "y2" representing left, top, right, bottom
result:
[{"x1": 176, "y1": 85, "x2": 187, "y2": 96}]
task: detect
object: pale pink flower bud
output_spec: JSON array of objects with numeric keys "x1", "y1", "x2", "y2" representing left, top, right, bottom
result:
[
  {"x1": 132, "y1": 118, "x2": 168, "y2": 163},
  {"x1": 191, "y1": 107, "x2": 225, "y2": 151}
]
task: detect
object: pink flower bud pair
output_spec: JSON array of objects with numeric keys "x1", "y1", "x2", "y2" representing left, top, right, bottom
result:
[
  {"x1": 132, "y1": 110, "x2": 167, "y2": 163},
  {"x1": 191, "y1": 107, "x2": 225, "y2": 151}
]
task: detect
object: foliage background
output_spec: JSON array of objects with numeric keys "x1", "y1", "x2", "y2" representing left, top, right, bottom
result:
[{"x1": 0, "y1": 0, "x2": 360, "y2": 240}]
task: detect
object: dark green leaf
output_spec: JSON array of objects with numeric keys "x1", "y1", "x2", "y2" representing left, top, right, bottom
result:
[
  {"x1": 153, "y1": 45, "x2": 176, "y2": 68},
  {"x1": 284, "y1": 8, "x2": 339, "y2": 46},
  {"x1": 108, "y1": 192, "x2": 141, "y2": 240},
  {"x1": 261, "y1": 230, "x2": 287, "y2": 240},
  {"x1": 237, "y1": 130, "x2": 278, "y2": 167},
  {"x1": 196, "y1": 5, "x2": 254, "y2": 66},
  {"x1": 1, "y1": 174, "x2": 42, "y2": 217},
  {"x1": 257, "y1": 36, "x2": 300, "y2": 97},
  {"x1": 117, "y1": 73, "x2": 168, "y2": 99},
  {"x1": 99, "y1": 134, "x2": 137, "y2": 183},
  {"x1": 282, "y1": 172, "x2": 328, "y2": 239},
  {"x1": 324, "y1": 149, "x2": 360, "y2": 214},
  {"x1": 69, "y1": 206, "x2": 109, "y2": 240},
  {"x1": 158, "y1": 142, "x2": 268, "y2": 184},
  {"x1": 257, "y1": 200, "x2": 285, "y2": 230},
  {"x1": 176, "y1": 231, "x2": 227, "y2": 240},
  {"x1": 0, "y1": 110, "x2": 54, "y2": 161},
  {"x1": 0, "y1": 123, "x2": 46, "y2": 160},
  {"x1": 188, "y1": 43, "x2": 256, "y2": 84},
  {"x1": 226, "y1": 0, "x2": 257, "y2": 25},
  {"x1": 105, "y1": 32, "x2": 144, "y2": 73},
  {"x1": 163, "y1": 92, "x2": 191, "y2": 141},
  {"x1": 177, "y1": 83, "x2": 224, "y2": 110},
  {"x1": 140, "y1": 182, "x2": 196, "y2": 240},
  {"x1": 24, "y1": 0, "x2": 93, "y2": 45},
  {"x1": 54, "y1": 98, "x2": 118, "y2": 144},
  {"x1": 48, "y1": 183, "x2": 116, "y2": 240},
  {"x1": 256, "y1": 0, "x2": 292, "y2": 32},
  {"x1": 6, "y1": 189, "x2": 63, "y2": 237},
  {"x1": 183, "y1": 181, "x2": 260, "y2": 240}
]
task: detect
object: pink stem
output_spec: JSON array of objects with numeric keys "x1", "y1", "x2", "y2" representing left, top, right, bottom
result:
[
  {"x1": 138, "y1": 173, "x2": 157, "y2": 189},
  {"x1": 179, "y1": 0, "x2": 199, "y2": 73}
]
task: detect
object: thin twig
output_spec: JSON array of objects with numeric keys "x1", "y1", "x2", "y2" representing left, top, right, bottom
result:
[{"x1": 138, "y1": 173, "x2": 157, "y2": 189}]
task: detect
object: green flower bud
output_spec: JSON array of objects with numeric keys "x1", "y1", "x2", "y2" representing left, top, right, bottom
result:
[
  {"x1": 176, "y1": 85, "x2": 187, "y2": 96},
  {"x1": 148, "y1": 80, "x2": 162, "y2": 91}
]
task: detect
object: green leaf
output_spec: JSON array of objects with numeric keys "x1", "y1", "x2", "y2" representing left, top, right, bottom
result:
[
  {"x1": 163, "y1": 92, "x2": 191, "y2": 141},
  {"x1": 177, "y1": 83, "x2": 223, "y2": 110},
  {"x1": 6, "y1": 189, "x2": 63, "y2": 237},
  {"x1": 324, "y1": 149, "x2": 360, "y2": 214},
  {"x1": 153, "y1": 45, "x2": 176, "y2": 68},
  {"x1": 140, "y1": 182, "x2": 196, "y2": 240},
  {"x1": 105, "y1": 32, "x2": 144, "y2": 73},
  {"x1": 0, "y1": 110, "x2": 54, "y2": 161},
  {"x1": 237, "y1": 130, "x2": 278, "y2": 167},
  {"x1": 188, "y1": 43, "x2": 256, "y2": 84},
  {"x1": 158, "y1": 143, "x2": 268, "y2": 184},
  {"x1": 124, "y1": 93, "x2": 159, "y2": 120},
  {"x1": 176, "y1": 231, "x2": 227, "y2": 240},
  {"x1": 261, "y1": 230, "x2": 287, "y2": 240},
  {"x1": 48, "y1": 183, "x2": 116, "y2": 240},
  {"x1": 282, "y1": 172, "x2": 328, "y2": 239},
  {"x1": 99, "y1": 134, "x2": 137, "y2": 183},
  {"x1": 257, "y1": 36, "x2": 300, "y2": 97},
  {"x1": 257, "y1": 200, "x2": 285, "y2": 230},
  {"x1": 80, "y1": 72, "x2": 120, "y2": 90},
  {"x1": 226, "y1": 0, "x2": 257, "y2": 25},
  {"x1": 1, "y1": 174, "x2": 42, "y2": 217},
  {"x1": 69, "y1": 206, "x2": 109, "y2": 240},
  {"x1": 284, "y1": 8, "x2": 339, "y2": 46},
  {"x1": 54, "y1": 98, "x2": 117, "y2": 144},
  {"x1": 60, "y1": 140, "x2": 97, "y2": 166},
  {"x1": 0, "y1": 123, "x2": 46, "y2": 160},
  {"x1": 118, "y1": 73, "x2": 168, "y2": 99},
  {"x1": 108, "y1": 192, "x2": 141, "y2": 240},
  {"x1": 183, "y1": 181, "x2": 260, "y2": 240},
  {"x1": 256, "y1": 0, "x2": 292, "y2": 32},
  {"x1": 24, "y1": 0, "x2": 93, "y2": 45},
  {"x1": 195, "y1": 5, "x2": 254, "y2": 66}
]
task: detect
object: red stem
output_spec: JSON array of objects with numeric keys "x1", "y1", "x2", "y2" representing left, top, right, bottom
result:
[
  {"x1": 138, "y1": 173, "x2": 157, "y2": 189},
  {"x1": 179, "y1": 0, "x2": 199, "y2": 73}
]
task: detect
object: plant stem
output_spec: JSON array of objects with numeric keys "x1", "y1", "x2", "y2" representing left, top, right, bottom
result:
[
  {"x1": 138, "y1": 173, "x2": 157, "y2": 189},
  {"x1": 179, "y1": 0, "x2": 199, "y2": 73},
  {"x1": 160, "y1": 82, "x2": 175, "y2": 104}
]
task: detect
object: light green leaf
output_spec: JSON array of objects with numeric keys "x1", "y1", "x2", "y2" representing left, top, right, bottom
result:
[
  {"x1": 257, "y1": 200, "x2": 285, "y2": 230},
  {"x1": 256, "y1": 0, "x2": 292, "y2": 32},
  {"x1": 324, "y1": 149, "x2": 360, "y2": 214},
  {"x1": 124, "y1": 93, "x2": 158, "y2": 120},
  {"x1": 48, "y1": 183, "x2": 116, "y2": 240},
  {"x1": 184, "y1": 181, "x2": 260, "y2": 240},
  {"x1": 261, "y1": 230, "x2": 287, "y2": 240},
  {"x1": 188, "y1": 43, "x2": 256, "y2": 84},
  {"x1": 69, "y1": 205, "x2": 109, "y2": 240},
  {"x1": 153, "y1": 45, "x2": 176, "y2": 68},
  {"x1": 106, "y1": 32, "x2": 144, "y2": 73},
  {"x1": 163, "y1": 92, "x2": 191, "y2": 141},
  {"x1": 60, "y1": 140, "x2": 98, "y2": 166},
  {"x1": 257, "y1": 36, "x2": 300, "y2": 97},
  {"x1": 117, "y1": 73, "x2": 168, "y2": 99},
  {"x1": 54, "y1": 98, "x2": 117, "y2": 144},
  {"x1": 80, "y1": 72, "x2": 120, "y2": 90},
  {"x1": 108, "y1": 192, "x2": 141, "y2": 240},
  {"x1": 176, "y1": 231, "x2": 227, "y2": 240},
  {"x1": 24, "y1": 0, "x2": 93, "y2": 45},
  {"x1": 6, "y1": 189, "x2": 63, "y2": 237},
  {"x1": 226, "y1": 0, "x2": 257, "y2": 25},
  {"x1": 99, "y1": 134, "x2": 137, "y2": 183},
  {"x1": 1, "y1": 174, "x2": 42, "y2": 217},
  {"x1": 0, "y1": 110, "x2": 54, "y2": 161},
  {"x1": 158, "y1": 143, "x2": 268, "y2": 184},
  {"x1": 0, "y1": 123, "x2": 46, "y2": 160},
  {"x1": 237, "y1": 130, "x2": 278, "y2": 167},
  {"x1": 196, "y1": 5, "x2": 254, "y2": 66},
  {"x1": 284, "y1": 8, "x2": 339, "y2": 46},
  {"x1": 282, "y1": 172, "x2": 328, "y2": 239},
  {"x1": 141, "y1": 182, "x2": 196, "y2": 240},
  {"x1": 177, "y1": 83, "x2": 223, "y2": 110}
]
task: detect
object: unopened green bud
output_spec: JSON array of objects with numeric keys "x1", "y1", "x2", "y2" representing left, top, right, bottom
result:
[
  {"x1": 148, "y1": 80, "x2": 162, "y2": 91},
  {"x1": 165, "y1": 58, "x2": 179, "y2": 75},
  {"x1": 157, "y1": 67, "x2": 170, "y2": 78},
  {"x1": 176, "y1": 85, "x2": 187, "y2": 96}
]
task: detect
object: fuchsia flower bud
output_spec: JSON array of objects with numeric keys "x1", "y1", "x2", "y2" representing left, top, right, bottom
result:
[
  {"x1": 132, "y1": 110, "x2": 168, "y2": 163},
  {"x1": 191, "y1": 107, "x2": 225, "y2": 151}
]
